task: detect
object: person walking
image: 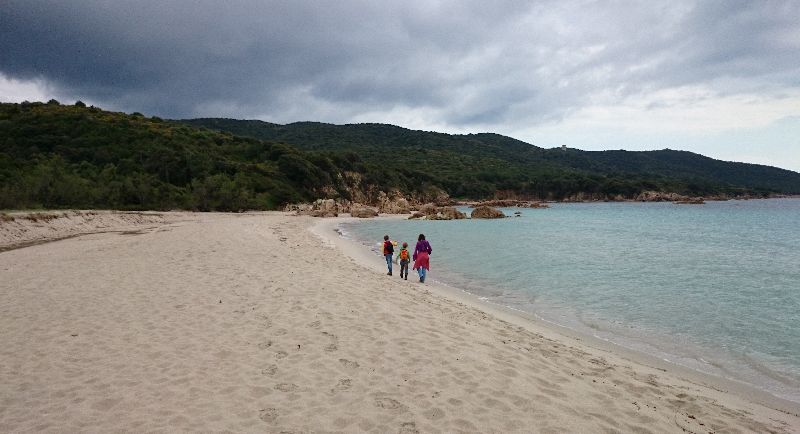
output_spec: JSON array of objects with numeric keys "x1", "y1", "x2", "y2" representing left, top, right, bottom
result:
[
  {"x1": 396, "y1": 242, "x2": 411, "y2": 280},
  {"x1": 382, "y1": 235, "x2": 394, "y2": 276},
  {"x1": 412, "y1": 233, "x2": 432, "y2": 283}
]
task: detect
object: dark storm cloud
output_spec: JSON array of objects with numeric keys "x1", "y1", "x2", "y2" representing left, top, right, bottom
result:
[{"x1": 1, "y1": 0, "x2": 798, "y2": 125}]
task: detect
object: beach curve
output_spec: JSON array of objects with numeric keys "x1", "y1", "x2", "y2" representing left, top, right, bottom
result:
[{"x1": 0, "y1": 211, "x2": 797, "y2": 432}]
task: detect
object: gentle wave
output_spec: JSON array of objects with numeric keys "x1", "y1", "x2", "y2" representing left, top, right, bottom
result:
[{"x1": 341, "y1": 199, "x2": 800, "y2": 403}]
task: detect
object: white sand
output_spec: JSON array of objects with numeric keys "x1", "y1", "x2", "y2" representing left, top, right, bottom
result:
[
  {"x1": 0, "y1": 210, "x2": 177, "y2": 252},
  {"x1": 0, "y1": 212, "x2": 797, "y2": 433}
]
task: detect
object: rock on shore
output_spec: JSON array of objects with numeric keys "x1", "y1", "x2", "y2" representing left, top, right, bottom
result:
[
  {"x1": 350, "y1": 206, "x2": 379, "y2": 218},
  {"x1": 408, "y1": 204, "x2": 466, "y2": 220}
]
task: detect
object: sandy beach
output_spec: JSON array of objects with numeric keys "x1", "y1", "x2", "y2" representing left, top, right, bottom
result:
[{"x1": 1, "y1": 211, "x2": 798, "y2": 433}]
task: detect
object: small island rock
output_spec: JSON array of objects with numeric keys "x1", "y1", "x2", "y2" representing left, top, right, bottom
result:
[{"x1": 470, "y1": 206, "x2": 506, "y2": 219}]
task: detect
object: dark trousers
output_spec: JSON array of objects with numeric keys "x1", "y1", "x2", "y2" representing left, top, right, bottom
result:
[{"x1": 399, "y1": 259, "x2": 409, "y2": 278}]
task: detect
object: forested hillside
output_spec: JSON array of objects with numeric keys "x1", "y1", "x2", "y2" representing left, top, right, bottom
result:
[
  {"x1": 0, "y1": 102, "x2": 410, "y2": 210},
  {"x1": 183, "y1": 118, "x2": 800, "y2": 198},
  {"x1": 2, "y1": 102, "x2": 799, "y2": 212}
]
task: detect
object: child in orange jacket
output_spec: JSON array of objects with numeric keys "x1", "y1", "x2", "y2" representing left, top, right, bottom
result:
[{"x1": 395, "y1": 242, "x2": 410, "y2": 280}]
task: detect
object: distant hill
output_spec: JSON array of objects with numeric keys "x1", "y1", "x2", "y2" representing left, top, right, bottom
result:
[
  {"x1": 2, "y1": 102, "x2": 799, "y2": 212},
  {"x1": 182, "y1": 118, "x2": 800, "y2": 198}
]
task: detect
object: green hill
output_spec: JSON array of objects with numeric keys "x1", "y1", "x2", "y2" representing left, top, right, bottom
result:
[
  {"x1": 2, "y1": 101, "x2": 799, "y2": 212},
  {"x1": 181, "y1": 118, "x2": 800, "y2": 198},
  {"x1": 0, "y1": 102, "x2": 400, "y2": 210}
]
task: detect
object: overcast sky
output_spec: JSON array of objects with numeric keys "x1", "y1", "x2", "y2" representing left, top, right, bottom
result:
[{"x1": 2, "y1": 0, "x2": 799, "y2": 171}]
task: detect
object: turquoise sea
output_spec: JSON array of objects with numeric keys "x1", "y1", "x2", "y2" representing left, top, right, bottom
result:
[{"x1": 341, "y1": 199, "x2": 800, "y2": 403}]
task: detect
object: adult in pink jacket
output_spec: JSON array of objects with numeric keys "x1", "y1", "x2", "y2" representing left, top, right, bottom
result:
[{"x1": 412, "y1": 233, "x2": 432, "y2": 283}]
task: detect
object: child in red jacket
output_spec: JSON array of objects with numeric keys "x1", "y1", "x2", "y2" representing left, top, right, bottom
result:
[{"x1": 382, "y1": 234, "x2": 394, "y2": 276}]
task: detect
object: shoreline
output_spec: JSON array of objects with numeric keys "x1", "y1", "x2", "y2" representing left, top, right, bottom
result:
[
  {"x1": 2, "y1": 211, "x2": 798, "y2": 431},
  {"x1": 453, "y1": 195, "x2": 800, "y2": 205},
  {"x1": 312, "y1": 214, "x2": 800, "y2": 415}
]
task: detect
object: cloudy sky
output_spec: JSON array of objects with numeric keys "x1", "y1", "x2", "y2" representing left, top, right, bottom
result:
[{"x1": 2, "y1": 0, "x2": 799, "y2": 171}]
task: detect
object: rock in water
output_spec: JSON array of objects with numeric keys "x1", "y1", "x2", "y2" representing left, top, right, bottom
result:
[
  {"x1": 405, "y1": 203, "x2": 465, "y2": 220},
  {"x1": 636, "y1": 191, "x2": 687, "y2": 202},
  {"x1": 470, "y1": 206, "x2": 506, "y2": 219}
]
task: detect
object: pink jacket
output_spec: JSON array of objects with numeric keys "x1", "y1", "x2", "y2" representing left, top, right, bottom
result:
[{"x1": 413, "y1": 251, "x2": 430, "y2": 270}]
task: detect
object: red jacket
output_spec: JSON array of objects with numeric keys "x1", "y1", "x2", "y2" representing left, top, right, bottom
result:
[{"x1": 382, "y1": 240, "x2": 394, "y2": 255}]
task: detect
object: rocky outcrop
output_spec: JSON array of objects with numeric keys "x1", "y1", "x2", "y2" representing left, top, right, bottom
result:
[
  {"x1": 410, "y1": 204, "x2": 462, "y2": 220},
  {"x1": 376, "y1": 191, "x2": 411, "y2": 214},
  {"x1": 284, "y1": 203, "x2": 313, "y2": 213},
  {"x1": 470, "y1": 206, "x2": 506, "y2": 219},
  {"x1": 418, "y1": 203, "x2": 438, "y2": 215},
  {"x1": 472, "y1": 199, "x2": 521, "y2": 207},
  {"x1": 287, "y1": 189, "x2": 419, "y2": 216},
  {"x1": 310, "y1": 209, "x2": 338, "y2": 217},
  {"x1": 289, "y1": 198, "x2": 340, "y2": 217},
  {"x1": 313, "y1": 199, "x2": 339, "y2": 217},
  {"x1": 412, "y1": 186, "x2": 453, "y2": 206},
  {"x1": 350, "y1": 206, "x2": 379, "y2": 218},
  {"x1": 562, "y1": 192, "x2": 607, "y2": 202},
  {"x1": 635, "y1": 191, "x2": 688, "y2": 202},
  {"x1": 408, "y1": 203, "x2": 466, "y2": 220},
  {"x1": 435, "y1": 207, "x2": 466, "y2": 220}
]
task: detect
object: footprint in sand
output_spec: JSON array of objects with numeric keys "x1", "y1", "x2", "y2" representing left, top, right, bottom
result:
[
  {"x1": 322, "y1": 331, "x2": 338, "y2": 352},
  {"x1": 399, "y1": 422, "x2": 420, "y2": 434},
  {"x1": 257, "y1": 341, "x2": 273, "y2": 350},
  {"x1": 261, "y1": 365, "x2": 278, "y2": 376},
  {"x1": 259, "y1": 408, "x2": 277, "y2": 423},
  {"x1": 308, "y1": 320, "x2": 321, "y2": 329},
  {"x1": 374, "y1": 397, "x2": 404, "y2": 410},
  {"x1": 339, "y1": 358, "x2": 359, "y2": 369},
  {"x1": 333, "y1": 378, "x2": 352, "y2": 392},
  {"x1": 275, "y1": 351, "x2": 288, "y2": 359},
  {"x1": 275, "y1": 383, "x2": 298, "y2": 392}
]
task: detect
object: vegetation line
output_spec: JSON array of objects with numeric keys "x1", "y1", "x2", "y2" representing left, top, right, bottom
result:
[{"x1": 2, "y1": 101, "x2": 799, "y2": 211}]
